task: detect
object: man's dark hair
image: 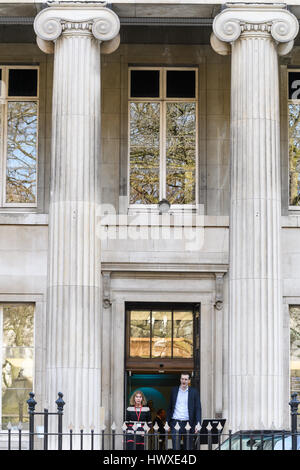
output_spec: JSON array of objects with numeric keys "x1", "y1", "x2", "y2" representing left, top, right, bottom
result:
[{"x1": 181, "y1": 371, "x2": 191, "y2": 379}]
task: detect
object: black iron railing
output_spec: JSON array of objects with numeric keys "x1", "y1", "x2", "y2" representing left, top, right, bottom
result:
[{"x1": 1, "y1": 392, "x2": 300, "y2": 451}]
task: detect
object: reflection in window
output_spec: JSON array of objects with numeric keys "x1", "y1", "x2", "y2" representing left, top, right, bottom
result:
[
  {"x1": 173, "y1": 311, "x2": 193, "y2": 358},
  {"x1": 166, "y1": 103, "x2": 196, "y2": 204},
  {"x1": 288, "y1": 104, "x2": 300, "y2": 206},
  {"x1": 152, "y1": 311, "x2": 172, "y2": 358},
  {"x1": 0, "y1": 66, "x2": 39, "y2": 207},
  {"x1": 130, "y1": 311, "x2": 150, "y2": 358},
  {"x1": 130, "y1": 102, "x2": 160, "y2": 204},
  {"x1": 129, "y1": 68, "x2": 197, "y2": 206},
  {"x1": 128, "y1": 308, "x2": 193, "y2": 359},
  {"x1": 6, "y1": 102, "x2": 38, "y2": 204},
  {"x1": 1, "y1": 304, "x2": 34, "y2": 430},
  {"x1": 290, "y1": 306, "x2": 300, "y2": 398}
]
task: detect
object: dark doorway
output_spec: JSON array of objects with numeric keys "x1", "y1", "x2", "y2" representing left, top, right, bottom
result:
[{"x1": 124, "y1": 302, "x2": 200, "y2": 415}]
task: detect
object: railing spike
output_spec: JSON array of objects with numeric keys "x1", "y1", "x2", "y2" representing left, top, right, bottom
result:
[
  {"x1": 56, "y1": 392, "x2": 65, "y2": 413},
  {"x1": 27, "y1": 392, "x2": 37, "y2": 412},
  {"x1": 185, "y1": 422, "x2": 191, "y2": 431},
  {"x1": 174, "y1": 421, "x2": 180, "y2": 431},
  {"x1": 153, "y1": 422, "x2": 159, "y2": 432}
]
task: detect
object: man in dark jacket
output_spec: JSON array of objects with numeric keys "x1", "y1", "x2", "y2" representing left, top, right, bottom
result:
[{"x1": 167, "y1": 372, "x2": 201, "y2": 450}]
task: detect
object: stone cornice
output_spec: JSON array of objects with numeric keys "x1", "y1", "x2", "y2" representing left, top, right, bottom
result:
[
  {"x1": 101, "y1": 262, "x2": 228, "y2": 274},
  {"x1": 211, "y1": 3, "x2": 299, "y2": 56}
]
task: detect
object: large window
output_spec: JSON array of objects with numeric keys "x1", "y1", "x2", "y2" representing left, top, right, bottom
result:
[
  {"x1": 129, "y1": 67, "x2": 197, "y2": 208},
  {"x1": 126, "y1": 303, "x2": 197, "y2": 373},
  {"x1": 0, "y1": 66, "x2": 39, "y2": 207},
  {"x1": 288, "y1": 70, "x2": 300, "y2": 207},
  {"x1": 0, "y1": 304, "x2": 34, "y2": 430},
  {"x1": 290, "y1": 306, "x2": 300, "y2": 400}
]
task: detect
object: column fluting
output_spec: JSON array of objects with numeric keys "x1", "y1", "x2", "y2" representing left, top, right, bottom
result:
[
  {"x1": 229, "y1": 31, "x2": 282, "y2": 430},
  {"x1": 211, "y1": 4, "x2": 299, "y2": 430},
  {"x1": 34, "y1": 4, "x2": 120, "y2": 436}
]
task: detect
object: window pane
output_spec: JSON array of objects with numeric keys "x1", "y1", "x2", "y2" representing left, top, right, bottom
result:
[
  {"x1": 130, "y1": 70, "x2": 159, "y2": 98},
  {"x1": 129, "y1": 310, "x2": 151, "y2": 358},
  {"x1": 173, "y1": 311, "x2": 193, "y2": 358},
  {"x1": 8, "y1": 69, "x2": 38, "y2": 97},
  {"x1": 288, "y1": 71, "x2": 300, "y2": 100},
  {"x1": 152, "y1": 311, "x2": 172, "y2": 358},
  {"x1": 289, "y1": 103, "x2": 300, "y2": 206},
  {"x1": 2, "y1": 305, "x2": 34, "y2": 430},
  {"x1": 166, "y1": 102, "x2": 196, "y2": 204},
  {"x1": 290, "y1": 306, "x2": 300, "y2": 397},
  {"x1": 6, "y1": 101, "x2": 38, "y2": 204},
  {"x1": 3, "y1": 304, "x2": 34, "y2": 348},
  {"x1": 130, "y1": 102, "x2": 160, "y2": 204},
  {"x1": 167, "y1": 70, "x2": 195, "y2": 98}
]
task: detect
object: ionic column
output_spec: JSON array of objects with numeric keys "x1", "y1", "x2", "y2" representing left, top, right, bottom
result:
[
  {"x1": 34, "y1": 3, "x2": 120, "y2": 432},
  {"x1": 211, "y1": 4, "x2": 298, "y2": 430}
]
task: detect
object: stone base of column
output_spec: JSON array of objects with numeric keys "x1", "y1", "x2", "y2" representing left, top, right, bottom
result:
[{"x1": 45, "y1": 285, "x2": 101, "y2": 446}]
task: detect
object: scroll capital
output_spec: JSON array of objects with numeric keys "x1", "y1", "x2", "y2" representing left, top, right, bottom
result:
[
  {"x1": 212, "y1": 3, "x2": 298, "y2": 55},
  {"x1": 34, "y1": 2, "x2": 120, "y2": 52}
]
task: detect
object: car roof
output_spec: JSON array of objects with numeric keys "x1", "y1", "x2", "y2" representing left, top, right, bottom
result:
[{"x1": 232, "y1": 430, "x2": 286, "y2": 434}]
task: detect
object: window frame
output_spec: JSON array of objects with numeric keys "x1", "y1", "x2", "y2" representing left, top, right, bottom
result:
[
  {"x1": 0, "y1": 65, "x2": 39, "y2": 208},
  {"x1": 128, "y1": 66, "x2": 198, "y2": 212},
  {"x1": 0, "y1": 302, "x2": 35, "y2": 431},
  {"x1": 125, "y1": 302, "x2": 196, "y2": 372},
  {"x1": 287, "y1": 68, "x2": 300, "y2": 210},
  {"x1": 289, "y1": 304, "x2": 300, "y2": 400}
]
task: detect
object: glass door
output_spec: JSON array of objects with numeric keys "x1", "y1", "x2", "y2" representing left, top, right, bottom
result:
[{"x1": 125, "y1": 303, "x2": 200, "y2": 414}]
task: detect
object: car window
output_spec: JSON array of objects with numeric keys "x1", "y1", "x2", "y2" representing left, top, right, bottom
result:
[
  {"x1": 220, "y1": 434, "x2": 297, "y2": 451},
  {"x1": 220, "y1": 436, "x2": 264, "y2": 450}
]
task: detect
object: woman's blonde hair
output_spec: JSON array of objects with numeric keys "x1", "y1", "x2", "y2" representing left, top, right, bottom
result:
[{"x1": 129, "y1": 390, "x2": 147, "y2": 406}]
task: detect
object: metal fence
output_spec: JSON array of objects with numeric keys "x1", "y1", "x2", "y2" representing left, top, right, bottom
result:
[{"x1": 2, "y1": 392, "x2": 300, "y2": 451}]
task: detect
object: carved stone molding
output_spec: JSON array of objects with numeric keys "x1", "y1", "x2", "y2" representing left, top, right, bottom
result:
[
  {"x1": 214, "y1": 273, "x2": 224, "y2": 310},
  {"x1": 211, "y1": 3, "x2": 299, "y2": 57},
  {"x1": 34, "y1": 2, "x2": 120, "y2": 53},
  {"x1": 102, "y1": 271, "x2": 111, "y2": 308}
]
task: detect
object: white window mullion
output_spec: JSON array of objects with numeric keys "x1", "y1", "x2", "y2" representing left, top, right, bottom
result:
[
  {"x1": 195, "y1": 100, "x2": 199, "y2": 206},
  {"x1": 160, "y1": 101, "x2": 166, "y2": 200},
  {"x1": 0, "y1": 67, "x2": 7, "y2": 208},
  {"x1": 2, "y1": 99, "x2": 8, "y2": 207},
  {"x1": 0, "y1": 101, "x2": 4, "y2": 207}
]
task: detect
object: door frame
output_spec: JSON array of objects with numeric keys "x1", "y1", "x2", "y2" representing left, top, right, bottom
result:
[{"x1": 124, "y1": 302, "x2": 201, "y2": 411}]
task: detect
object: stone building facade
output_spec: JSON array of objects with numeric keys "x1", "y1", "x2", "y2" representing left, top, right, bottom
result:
[{"x1": 0, "y1": 0, "x2": 300, "y2": 444}]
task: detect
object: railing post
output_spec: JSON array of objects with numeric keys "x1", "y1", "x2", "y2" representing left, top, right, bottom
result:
[
  {"x1": 7, "y1": 422, "x2": 11, "y2": 450},
  {"x1": 111, "y1": 422, "x2": 116, "y2": 450},
  {"x1": 44, "y1": 408, "x2": 48, "y2": 450},
  {"x1": 90, "y1": 426, "x2": 94, "y2": 451},
  {"x1": 69, "y1": 425, "x2": 73, "y2": 451},
  {"x1": 101, "y1": 426, "x2": 105, "y2": 450},
  {"x1": 27, "y1": 392, "x2": 37, "y2": 450},
  {"x1": 80, "y1": 426, "x2": 84, "y2": 450},
  {"x1": 18, "y1": 422, "x2": 22, "y2": 450},
  {"x1": 55, "y1": 392, "x2": 65, "y2": 450},
  {"x1": 228, "y1": 429, "x2": 232, "y2": 451},
  {"x1": 207, "y1": 427, "x2": 212, "y2": 450},
  {"x1": 289, "y1": 392, "x2": 300, "y2": 451}
]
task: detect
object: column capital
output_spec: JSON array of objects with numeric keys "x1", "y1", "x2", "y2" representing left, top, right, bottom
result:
[
  {"x1": 34, "y1": 1, "x2": 120, "y2": 53},
  {"x1": 211, "y1": 3, "x2": 299, "y2": 56}
]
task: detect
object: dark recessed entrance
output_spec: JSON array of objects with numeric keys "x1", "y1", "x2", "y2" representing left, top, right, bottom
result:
[{"x1": 124, "y1": 302, "x2": 200, "y2": 416}]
